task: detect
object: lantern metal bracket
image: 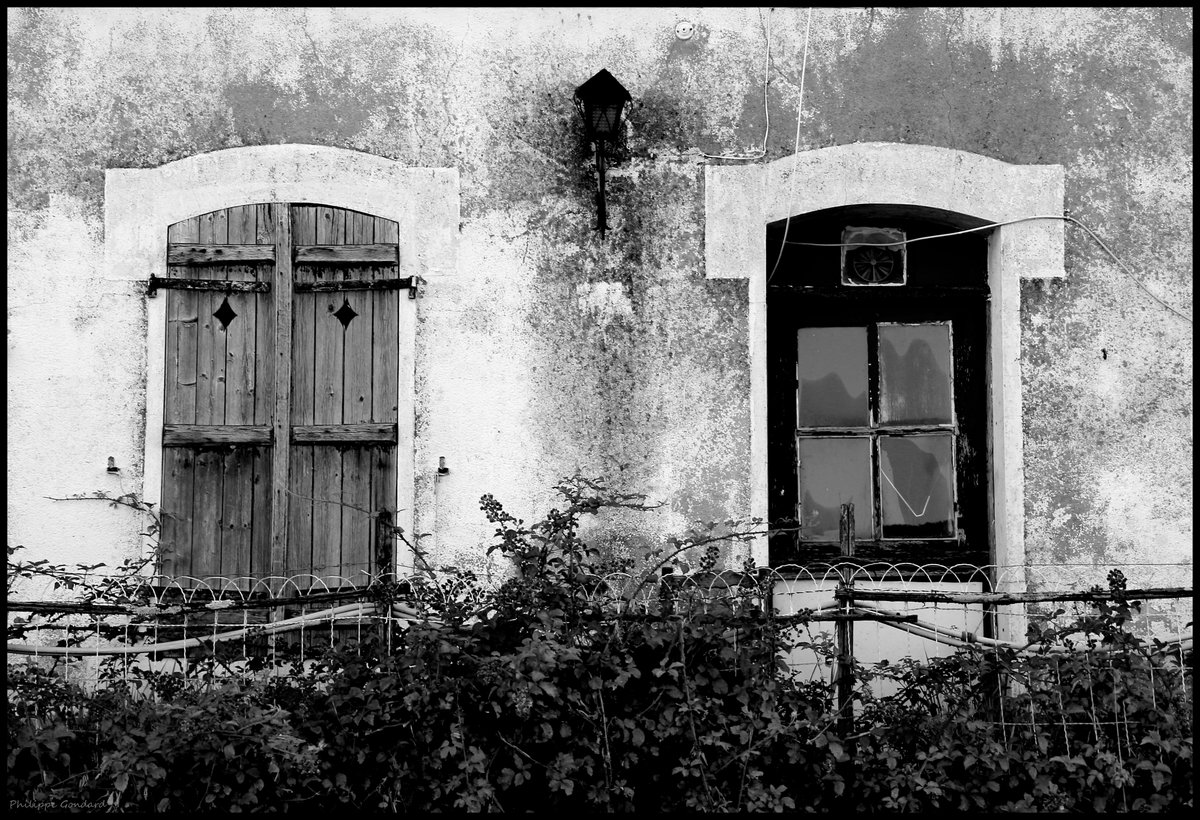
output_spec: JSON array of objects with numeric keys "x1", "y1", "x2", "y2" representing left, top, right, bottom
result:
[{"x1": 573, "y1": 69, "x2": 632, "y2": 240}]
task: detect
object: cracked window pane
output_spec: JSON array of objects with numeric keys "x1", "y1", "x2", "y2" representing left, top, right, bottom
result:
[{"x1": 879, "y1": 434, "x2": 955, "y2": 538}]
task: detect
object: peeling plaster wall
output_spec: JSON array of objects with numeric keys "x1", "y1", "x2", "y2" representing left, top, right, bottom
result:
[{"x1": 7, "y1": 7, "x2": 1192, "y2": 587}]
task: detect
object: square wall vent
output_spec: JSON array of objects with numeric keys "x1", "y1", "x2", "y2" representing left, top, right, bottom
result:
[{"x1": 840, "y1": 226, "x2": 907, "y2": 286}]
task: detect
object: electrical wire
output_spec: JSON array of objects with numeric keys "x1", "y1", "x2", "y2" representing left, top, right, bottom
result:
[
  {"x1": 700, "y1": 8, "x2": 773, "y2": 161},
  {"x1": 765, "y1": 7, "x2": 813, "y2": 285},
  {"x1": 777, "y1": 213, "x2": 1192, "y2": 324}
]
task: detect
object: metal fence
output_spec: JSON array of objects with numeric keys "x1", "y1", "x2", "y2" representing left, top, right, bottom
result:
[{"x1": 7, "y1": 563, "x2": 1193, "y2": 697}]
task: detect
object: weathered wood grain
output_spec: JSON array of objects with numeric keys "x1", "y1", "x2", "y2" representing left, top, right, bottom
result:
[
  {"x1": 291, "y1": 423, "x2": 397, "y2": 444},
  {"x1": 191, "y1": 449, "x2": 223, "y2": 578},
  {"x1": 167, "y1": 244, "x2": 276, "y2": 265},
  {"x1": 293, "y1": 277, "x2": 411, "y2": 292},
  {"x1": 159, "y1": 449, "x2": 195, "y2": 579},
  {"x1": 220, "y1": 447, "x2": 253, "y2": 584},
  {"x1": 250, "y1": 446, "x2": 272, "y2": 580},
  {"x1": 341, "y1": 446, "x2": 371, "y2": 580},
  {"x1": 294, "y1": 244, "x2": 398, "y2": 264},
  {"x1": 271, "y1": 205, "x2": 294, "y2": 584},
  {"x1": 312, "y1": 446, "x2": 344, "y2": 584},
  {"x1": 149, "y1": 276, "x2": 270, "y2": 294},
  {"x1": 254, "y1": 204, "x2": 275, "y2": 426},
  {"x1": 162, "y1": 425, "x2": 271, "y2": 446}
]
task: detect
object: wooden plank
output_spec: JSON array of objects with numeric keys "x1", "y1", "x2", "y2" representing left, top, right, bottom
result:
[
  {"x1": 294, "y1": 244, "x2": 398, "y2": 264},
  {"x1": 372, "y1": 446, "x2": 397, "y2": 574},
  {"x1": 149, "y1": 276, "x2": 269, "y2": 294},
  {"x1": 159, "y1": 449, "x2": 195, "y2": 579},
  {"x1": 312, "y1": 445, "x2": 343, "y2": 586},
  {"x1": 207, "y1": 208, "x2": 229, "y2": 246},
  {"x1": 331, "y1": 206, "x2": 347, "y2": 245},
  {"x1": 341, "y1": 446, "x2": 371, "y2": 582},
  {"x1": 293, "y1": 277, "x2": 411, "y2": 293},
  {"x1": 191, "y1": 449, "x2": 223, "y2": 579},
  {"x1": 343, "y1": 208, "x2": 377, "y2": 584},
  {"x1": 313, "y1": 295, "x2": 344, "y2": 425},
  {"x1": 166, "y1": 215, "x2": 200, "y2": 248},
  {"x1": 250, "y1": 446, "x2": 272, "y2": 579},
  {"x1": 220, "y1": 447, "x2": 253, "y2": 586},
  {"x1": 254, "y1": 205, "x2": 275, "y2": 427},
  {"x1": 162, "y1": 425, "x2": 272, "y2": 446},
  {"x1": 349, "y1": 209, "x2": 374, "y2": 244},
  {"x1": 270, "y1": 205, "x2": 294, "y2": 584},
  {"x1": 286, "y1": 445, "x2": 314, "y2": 590},
  {"x1": 290, "y1": 310, "x2": 316, "y2": 422},
  {"x1": 232, "y1": 204, "x2": 255, "y2": 250},
  {"x1": 292, "y1": 206, "x2": 319, "y2": 260},
  {"x1": 374, "y1": 215, "x2": 399, "y2": 244},
  {"x1": 164, "y1": 292, "x2": 199, "y2": 425},
  {"x1": 194, "y1": 301, "x2": 226, "y2": 425},
  {"x1": 373, "y1": 288, "x2": 399, "y2": 423},
  {"x1": 342, "y1": 289, "x2": 373, "y2": 424},
  {"x1": 195, "y1": 211, "x2": 227, "y2": 426},
  {"x1": 224, "y1": 209, "x2": 256, "y2": 427},
  {"x1": 167, "y1": 244, "x2": 276, "y2": 265},
  {"x1": 316, "y1": 205, "x2": 342, "y2": 246},
  {"x1": 313, "y1": 205, "x2": 345, "y2": 588},
  {"x1": 291, "y1": 423, "x2": 397, "y2": 444},
  {"x1": 163, "y1": 215, "x2": 200, "y2": 585}
]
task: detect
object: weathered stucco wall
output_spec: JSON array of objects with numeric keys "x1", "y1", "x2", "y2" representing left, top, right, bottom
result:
[{"x1": 7, "y1": 7, "x2": 1192, "y2": 584}]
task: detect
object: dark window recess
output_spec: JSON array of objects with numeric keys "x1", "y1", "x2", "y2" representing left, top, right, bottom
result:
[{"x1": 767, "y1": 206, "x2": 991, "y2": 568}]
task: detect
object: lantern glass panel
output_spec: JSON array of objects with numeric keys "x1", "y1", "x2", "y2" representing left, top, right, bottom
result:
[{"x1": 590, "y1": 103, "x2": 624, "y2": 137}]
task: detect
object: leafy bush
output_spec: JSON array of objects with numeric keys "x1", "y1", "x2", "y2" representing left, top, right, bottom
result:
[{"x1": 7, "y1": 482, "x2": 1193, "y2": 812}]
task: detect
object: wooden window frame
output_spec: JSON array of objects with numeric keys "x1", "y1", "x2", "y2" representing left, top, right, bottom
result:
[
  {"x1": 104, "y1": 145, "x2": 459, "y2": 581},
  {"x1": 794, "y1": 320, "x2": 960, "y2": 545}
]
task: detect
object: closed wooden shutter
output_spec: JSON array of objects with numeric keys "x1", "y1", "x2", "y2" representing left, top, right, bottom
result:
[{"x1": 159, "y1": 203, "x2": 400, "y2": 589}]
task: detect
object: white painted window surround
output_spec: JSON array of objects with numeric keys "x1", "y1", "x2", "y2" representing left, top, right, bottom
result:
[
  {"x1": 704, "y1": 142, "x2": 1066, "y2": 585},
  {"x1": 104, "y1": 144, "x2": 459, "y2": 571}
]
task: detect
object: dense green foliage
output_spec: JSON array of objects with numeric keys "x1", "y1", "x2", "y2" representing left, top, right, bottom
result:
[{"x1": 7, "y1": 482, "x2": 1193, "y2": 812}]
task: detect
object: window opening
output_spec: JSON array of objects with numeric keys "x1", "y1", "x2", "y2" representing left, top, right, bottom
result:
[{"x1": 767, "y1": 205, "x2": 991, "y2": 569}]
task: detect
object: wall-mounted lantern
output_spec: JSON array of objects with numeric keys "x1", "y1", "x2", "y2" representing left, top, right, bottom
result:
[{"x1": 573, "y1": 69, "x2": 632, "y2": 239}]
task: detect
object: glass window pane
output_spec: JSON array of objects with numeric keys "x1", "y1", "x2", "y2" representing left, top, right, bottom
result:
[
  {"x1": 879, "y1": 434, "x2": 955, "y2": 538},
  {"x1": 879, "y1": 324, "x2": 953, "y2": 426},
  {"x1": 798, "y1": 437, "x2": 873, "y2": 541},
  {"x1": 797, "y1": 327, "x2": 868, "y2": 427}
]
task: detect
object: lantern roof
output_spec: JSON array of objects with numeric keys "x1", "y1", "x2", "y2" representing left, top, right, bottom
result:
[{"x1": 573, "y1": 69, "x2": 632, "y2": 105}]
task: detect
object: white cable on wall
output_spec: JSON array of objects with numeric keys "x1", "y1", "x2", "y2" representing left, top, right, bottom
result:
[{"x1": 778, "y1": 212, "x2": 1191, "y2": 324}]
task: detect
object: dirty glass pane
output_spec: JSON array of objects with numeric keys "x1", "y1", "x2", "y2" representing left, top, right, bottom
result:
[
  {"x1": 879, "y1": 324, "x2": 953, "y2": 426},
  {"x1": 797, "y1": 437, "x2": 873, "y2": 541},
  {"x1": 879, "y1": 434, "x2": 955, "y2": 538},
  {"x1": 796, "y1": 327, "x2": 868, "y2": 427}
]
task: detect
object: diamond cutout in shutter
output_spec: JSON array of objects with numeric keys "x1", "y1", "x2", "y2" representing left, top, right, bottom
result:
[
  {"x1": 333, "y1": 298, "x2": 358, "y2": 328},
  {"x1": 213, "y1": 296, "x2": 238, "y2": 329}
]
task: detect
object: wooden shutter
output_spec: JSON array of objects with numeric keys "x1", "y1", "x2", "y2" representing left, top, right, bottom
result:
[
  {"x1": 158, "y1": 203, "x2": 400, "y2": 589},
  {"x1": 287, "y1": 205, "x2": 399, "y2": 589}
]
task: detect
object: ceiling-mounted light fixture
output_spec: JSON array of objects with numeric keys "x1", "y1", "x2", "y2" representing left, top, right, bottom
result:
[{"x1": 573, "y1": 68, "x2": 632, "y2": 240}]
